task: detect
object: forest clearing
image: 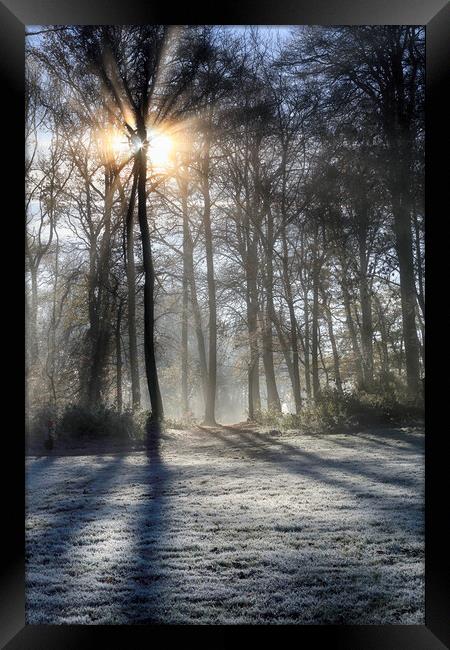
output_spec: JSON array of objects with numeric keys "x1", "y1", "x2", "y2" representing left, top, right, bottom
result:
[
  {"x1": 26, "y1": 424, "x2": 424, "y2": 624},
  {"x1": 25, "y1": 25, "x2": 425, "y2": 626}
]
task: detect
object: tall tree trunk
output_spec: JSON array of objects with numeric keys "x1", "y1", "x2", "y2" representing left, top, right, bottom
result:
[
  {"x1": 412, "y1": 207, "x2": 425, "y2": 322},
  {"x1": 375, "y1": 294, "x2": 390, "y2": 379},
  {"x1": 281, "y1": 228, "x2": 302, "y2": 413},
  {"x1": 46, "y1": 231, "x2": 60, "y2": 407},
  {"x1": 391, "y1": 161, "x2": 421, "y2": 397},
  {"x1": 116, "y1": 300, "x2": 123, "y2": 413},
  {"x1": 321, "y1": 287, "x2": 343, "y2": 394},
  {"x1": 87, "y1": 169, "x2": 113, "y2": 408},
  {"x1": 29, "y1": 265, "x2": 39, "y2": 367},
  {"x1": 318, "y1": 332, "x2": 330, "y2": 388},
  {"x1": 246, "y1": 235, "x2": 261, "y2": 419},
  {"x1": 181, "y1": 179, "x2": 189, "y2": 417},
  {"x1": 136, "y1": 135, "x2": 163, "y2": 422},
  {"x1": 273, "y1": 308, "x2": 308, "y2": 413},
  {"x1": 302, "y1": 290, "x2": 312, "y2": 400},
  {"x1": 80, "y1": 221, "x2": 98, "y2": 407},
  {"x1": 311, "y1": 249, "x2": 321, "y2": 400},
  {"x1": 340, "y1": 261, "x2": 364, "y2": 389},
  {"x1": 184, "y1": 214, "x2": 208, "y2": 405},
  {"x1": 394, "y1": 200, "x2": 421, "y2": 397},
  {"x1": 261, "y1": 313, "x2": 281, "y2": 412},
  {"x1": 201, "y1": 136, "x2": 217, "y2": 426},
  {"x1": 262, "y1": 210, "x2": 281, "y2": 413},
  {"x1": 386, "y1": 41, "x2": 421, "y2": 398},
  {"x1": 357, "y1": 213, "x2": 374, "y2": 390},
  {"x1": 124, "y1": 172, "x2": 141, "y2": 411}
]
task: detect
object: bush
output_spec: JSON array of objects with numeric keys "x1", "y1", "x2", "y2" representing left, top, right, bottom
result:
[
  {"x1": 28, "y1": 403, "x2": 204, "y2": 448},
  {"x1": 254, "y1": 388, "x2": 423, "y2": 434},
  {"x1": 31, "y1": 403, "x2": 203, "y2": 447},
  {"x1": 132, "y1": 409, "x2": 152, "y2": 440},
  {"x1": 164, "y1": 414, "x2": 198, "y2": 430},
  {"x1": 342, "y1": 390, "x2": 423, "y2": 426},
  {"x1": 59, "y1": 404, "x2": 137, "y2": 442},
  {"x1": 128, "y1": 410, "x2": 195, "y2": 436},
  {"x1": 28, "y1": 404, "x2": 58, "y2": 444}
]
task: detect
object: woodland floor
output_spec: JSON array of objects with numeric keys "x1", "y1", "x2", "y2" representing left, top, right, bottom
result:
[{"x1": 26, "y1": 423, "x2": 424, "y2": 624}]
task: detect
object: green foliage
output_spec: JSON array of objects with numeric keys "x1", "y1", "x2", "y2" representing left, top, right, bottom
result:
[
  {"x1": 129, "y1": 411, "x2": 197, "y2": 435},
  {"x1": 28, "y1": 404, "x2": 58, "y2": 443},
  {"x1": 59, "y1": 404, "x2": 137, "y2": 441},
  {"x1": 341, "y1": 389, "x2": 423, "y2": 427},
  {"x1": 131, "y1": 409, "x2": 152, "y2": 440},
  {"x1": 163, "y1": 415, "x2": 198, "y2": 430},
  {"x1": 29, "y1": 404, "x2": 200, "y2": 444},
  {"x1": 255, "y1": 388, "x2": 423, "y2": 433}
]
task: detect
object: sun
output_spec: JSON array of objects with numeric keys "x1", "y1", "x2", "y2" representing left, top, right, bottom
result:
[
  {"x1": 148, "y1": 129, "x2": 174, "y2": 169},
  {"x1": 102, "y1": 127, "x2": 175, "y2": 169}
]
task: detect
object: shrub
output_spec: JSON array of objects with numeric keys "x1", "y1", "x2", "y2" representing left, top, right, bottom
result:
[
  {"x1": 28, "y1": 404, "x2": 58, "y2": 444},
  {"x1": 132, "y1": 409, "x2": 152, "y2": 440},
  {"x1": 342, "y1": 390, "x2": 423, "y2": 426},
  {"x1": 59, "y1": 404, "x2": 137, "y2": 441},
  {"x1": 164, "y1": 414, "x2": 198, "y2": 430},
  {"x1": 254, "y1": 387, "x2": 423, "y2": 434}
]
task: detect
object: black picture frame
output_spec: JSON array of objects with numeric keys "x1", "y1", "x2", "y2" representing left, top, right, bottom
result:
[{"x1": 2, "y1": 1, "x2": 448, "y2": 647}]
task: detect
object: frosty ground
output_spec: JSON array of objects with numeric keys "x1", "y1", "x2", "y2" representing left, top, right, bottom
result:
[{"x1": 26, "y1": 424, "x2": 424, "y2": 624}]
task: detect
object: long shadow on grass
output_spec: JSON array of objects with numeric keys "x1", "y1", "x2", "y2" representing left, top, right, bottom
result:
[
  {"x1": 215, "y1": 426, "x2": 423, "y2": 623},
  {"x1": 102, "y1": 430, "x2": 175, "y2": 624},
  {"x1": 330, "y1": 429, "x2": 424, "y2": 454},
  {"x1": 211, "y1": 427, "x2": 423, "y2": 539},
  {"x1": 27, "y1": 431, "x2": 179, "y2": 624},
  {"x1": 192, "y1": 425, "x2": 424, "y2": 623},
  {"x1": 26, "y1": 453, "x2": 127, "y2": 623},
  {"x1": 219, "y1": 426, "x2": 422, "y2": 491},
  {"x1": 25, "y1": 454, "x2": 57, "y2": 484}
]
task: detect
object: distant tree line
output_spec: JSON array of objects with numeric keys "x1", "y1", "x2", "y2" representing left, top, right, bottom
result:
[{"x1": 25, "y1": 25, "x2": 424, "y2": 432}]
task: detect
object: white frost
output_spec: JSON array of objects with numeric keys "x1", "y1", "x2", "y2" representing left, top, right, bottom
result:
[{"x1": 26, "y1": 426, "x2": 424, "y2": 624}]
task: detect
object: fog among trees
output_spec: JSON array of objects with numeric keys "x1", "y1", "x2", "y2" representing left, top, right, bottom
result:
[{"x1": 25, "y1": 25, "x2": 424, "y2": 437}]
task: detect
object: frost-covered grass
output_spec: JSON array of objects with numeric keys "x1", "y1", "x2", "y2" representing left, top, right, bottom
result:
[{"x1": 26, "y1": 425, "x2": 424, "y2": 624}]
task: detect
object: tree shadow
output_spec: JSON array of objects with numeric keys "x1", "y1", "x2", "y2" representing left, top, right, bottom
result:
[
  {"x1": 219, "y1": 426, "x2": 422, "y2": 491},
  {"x1": 344, "y1": 428, "x2": 424, "y2": 453},
  {"x1": 211, "y1": 426, "x2": 423, "y2": 539},
  {"x1": 201, "y1": 426, "x2": 424, "y2": 623},
  {"x1": 113, "y1": 425, "x2": 175, "y2": 623},
  {"x1": 26, "y1": 454, "x2": 126, "y2": 623},
  {"x1": 26, "y1": 424, "x2": 424, "y2": 624},
  {"x1": 26, "y1": 421, "x2": 177, "y2": 624},
  {"x1": 25, "y1": 455, "x2": 57, "y2": 483}
]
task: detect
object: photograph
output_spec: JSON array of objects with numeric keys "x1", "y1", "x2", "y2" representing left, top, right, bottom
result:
[{"x1": 24, "y1": 24, "x2": 426, "y2": 626}]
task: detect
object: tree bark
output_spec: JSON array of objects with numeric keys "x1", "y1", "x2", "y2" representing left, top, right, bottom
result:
[
  {"x1": 261, "y1": 209, "x2": 281, "y2": 413},
  {"x1": 340, "y1": 260, "x2": 364, "y2": 389},
  {"x1": 201, "y1": 133, "x2": 217, "y2": 425},
  {"x1": 311, "y1": 248, "x2": 321, "y2": 400},
  {"x1": 385, "y1": 38, "x2": 422, "y2": 399},
  {"x1": 183, "y1": 212, "x2": 208, "y2": 405},
  {"x1": 391, "y1": 177, "x2": 421, "y2": 397},
  {"x1": 29, "y1": 265, "x2": 39, "y2": 366},
  {"x1": 302, "y1": 291, "x2": 312, "y2": 400},
  {"x1": 412, "y1": 207, "x2": 425, "y2": 322},
  {"x1": 281, "y1": 227, "x2": 302, "y2": 413},
  {"x1": 180, "y1": 179, "x2": 190, "y2": 417},
  {"x1": 124, "y1": 172, "x2": 141, "y2": 411},
  {"x1": 87, "y1": 168, "x2": 113, "y2": 409},
  {"x1": 357, "y1": 208, "x2": 374, "y2": 390},
  {"x1": 136, "y1": 133, "x2": 163, "y2": 422},
  {"x1": 375, "y1": 294, "x2": 390, "y2": 379},
  {"x1": 321, "y1": 287, "x2": 343, "y2": 393},
  {"x1": 115, "y1": 301, "x2": 123, "y2": 413},
  {"x1": 246, "y1": 234, "x2": 261, "y2": 419}
]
